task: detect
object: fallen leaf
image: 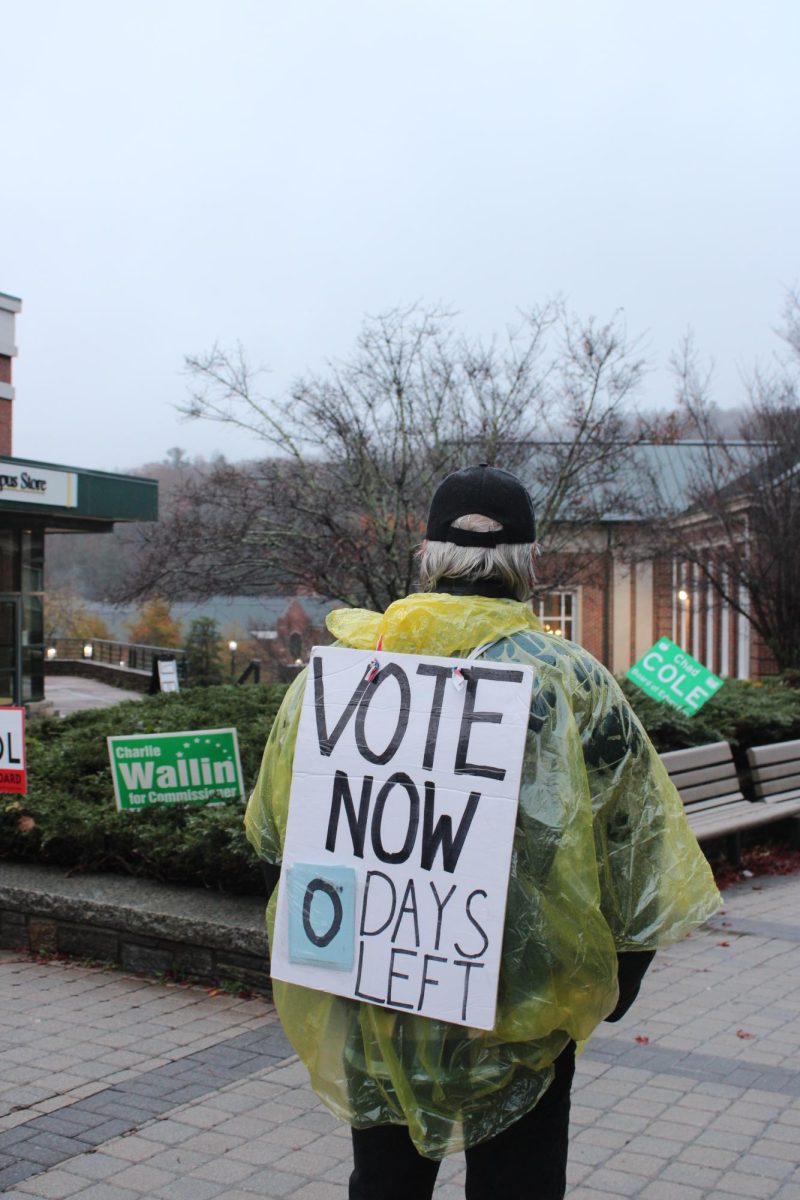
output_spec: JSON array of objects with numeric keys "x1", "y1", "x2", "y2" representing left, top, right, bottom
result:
[
  {"x1": 717, "y1": 941, "x2": 730, "y2": 947},
  {"x1": 634, "y1": 1035, "x2": 650, "y2": 1045},
  {"x1": 736, "y1": 1029, "x2": 755, "y2": 1039}
]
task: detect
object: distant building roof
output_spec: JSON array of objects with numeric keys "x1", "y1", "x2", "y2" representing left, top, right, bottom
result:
[
  {"x1": 518, "y1": 440, "x2": 755, "y2": 523},
  {"x1": 92, "y1": 595, "x2": 336, "y2": 639}
]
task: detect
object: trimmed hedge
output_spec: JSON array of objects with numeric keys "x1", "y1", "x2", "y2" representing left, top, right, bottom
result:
[
  {"x1": 2, "y1": 685, "x2": 288, "y2": 895},
  {"x1": 4, "y1": 677, "x2": 800, "y2": 893},
  {"x1": 620, "y1": 677, "x2": 800, "y2": 757}
]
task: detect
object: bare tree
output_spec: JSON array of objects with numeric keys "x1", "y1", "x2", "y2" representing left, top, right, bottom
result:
[
  {"x1": 121, "y1": 303, "x2": 652, "y2": 610},
  {"x1": 643, "y1": 308, "x2": 800, "y2": 672}
]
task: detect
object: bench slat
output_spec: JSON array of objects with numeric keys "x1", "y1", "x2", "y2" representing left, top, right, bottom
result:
[
  {"x1": 762, "y1": 792, "x2": 800, "y2": 809},
  {"x1": 749, "y1": 761, "x2": 800, "y2": 783},
  {"x1": 754, "y1": 773, "x2": 800, "y2": 798},
  {"x1": 688, "y1": 803, "x2": 795, "y2": 841},
  {"x1": 667, "y1": 762, "x2": 740, "y2": 789},
  {"x1": 747, "y1": 739, "x2": 800, "y2": 768},
  {"x1": 661, "y1": 741, "x2": 735, "y2": 772},
  {"x1": 677, "y1": 780, "x2": 745, "y2": 805},
  {"x1": 684, "y1": 793, "x2": 751, "y2": 814}
]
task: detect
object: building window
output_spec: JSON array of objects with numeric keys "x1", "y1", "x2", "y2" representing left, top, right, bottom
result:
[{"x1": 536, "y1": 591, "x2": 576, "y2": 640}]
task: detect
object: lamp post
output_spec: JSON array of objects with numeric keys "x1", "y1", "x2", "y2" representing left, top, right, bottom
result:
[{"x1": 229, "y1": 640, "x2": 238, "y2": 680}]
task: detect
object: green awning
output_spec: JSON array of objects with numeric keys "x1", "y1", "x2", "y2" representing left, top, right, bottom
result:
[{"x1": 0, "y1": 455, "x2": 158, "y2": 532}]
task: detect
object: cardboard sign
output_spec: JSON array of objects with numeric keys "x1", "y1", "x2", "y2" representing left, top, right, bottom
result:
[
  {"x1": 0, "y1": 707, "x2": 26, "y2": 794},
  {"x1": 270, "y1": 645, "x2": 535, "y2": 1031},
  {"x1": 627, "y1": 638, "x2": 724, "y2": 715},
  {"x1": 107, "y1": 728, "x2": 244, "y2": 810},
  {"x1": 157, "y1": 659, "x2": 180, "y2": 693}
]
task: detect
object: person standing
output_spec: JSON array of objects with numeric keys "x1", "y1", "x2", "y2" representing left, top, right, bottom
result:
[{"x1": 246, "y1": 464, "x2": 720, "y2": 1199}]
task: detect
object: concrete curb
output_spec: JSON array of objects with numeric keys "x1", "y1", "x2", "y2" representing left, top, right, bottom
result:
[{"x1": 0, "y1": 861, "x2": 271, "y2": 992}]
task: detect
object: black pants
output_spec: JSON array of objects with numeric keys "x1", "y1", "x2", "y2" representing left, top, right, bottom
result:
[{"x1": 349, "y1": 1043, "x2": 576, "y2": 1200}]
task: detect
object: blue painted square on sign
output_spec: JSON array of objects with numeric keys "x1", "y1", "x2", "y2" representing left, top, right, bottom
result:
[{"x1": 287, "y1": 864, "x2": 356, "y2": 970}]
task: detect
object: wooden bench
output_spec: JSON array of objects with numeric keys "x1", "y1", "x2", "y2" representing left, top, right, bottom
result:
[
  {"x1": 659, "y1": 741, "x2": 773, "y2": 852},
  {"x1": 745, "y1": 740, "x2": 800, "y2": 837}
]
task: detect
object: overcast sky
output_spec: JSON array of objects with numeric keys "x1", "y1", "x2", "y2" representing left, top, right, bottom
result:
[{"x1": 3, "y1": 1, "x2": 799, "y2": 472}]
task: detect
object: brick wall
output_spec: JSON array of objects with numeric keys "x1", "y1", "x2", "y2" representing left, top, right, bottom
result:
[
  {"x1": 579, "y1": 575, "x2": 607, "y2": 662},
  {"x1": 0, "y1": 906, "x2": 270, "y2": 994},
  {"x1": 0, "y1": 353, "x2": 11, "y2": 455}
]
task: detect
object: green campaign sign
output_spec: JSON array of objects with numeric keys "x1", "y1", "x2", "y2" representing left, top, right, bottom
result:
[
  {"x1": 107, "y1": 728, "x2": 244, "y2": 811},
  {"x1": 627, "y1": 638, "x2": 724, "y2": 716}
]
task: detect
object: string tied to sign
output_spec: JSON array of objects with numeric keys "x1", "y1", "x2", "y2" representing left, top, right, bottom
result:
[
  {"x1": 365, "y1": 658, "x2": 381, "y2": 683},
  {"x1": 451, "y1": 666, "x2": 468, "y2": 691},
  {"x1": 364, "y1": 633, "x2": 386, "y2": 683}
]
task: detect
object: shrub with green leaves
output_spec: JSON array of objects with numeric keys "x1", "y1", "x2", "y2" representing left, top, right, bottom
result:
[
  {"x1": 5, "y1": 675, "x2": 800, "y2": 893},
  {"x1": 2, "y1": 684, "x2": 288, "y2": 894},
  {"x1": 621, "y1": 676, "x2": 800, "y2": 759}
]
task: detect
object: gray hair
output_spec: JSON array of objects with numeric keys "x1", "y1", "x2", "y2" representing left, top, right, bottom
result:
[{"x1": 418, "y1": 514, "x2": 537, "y2": 602}]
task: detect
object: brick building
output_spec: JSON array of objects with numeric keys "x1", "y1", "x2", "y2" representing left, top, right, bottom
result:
[{"x1": 528, "y1": 442, "x2": 770, "y2": 679}]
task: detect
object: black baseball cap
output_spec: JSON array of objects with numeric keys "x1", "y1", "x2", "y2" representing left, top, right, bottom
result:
[{"x1": 426, "y1": 464, "x2": 536, "y2": 547}]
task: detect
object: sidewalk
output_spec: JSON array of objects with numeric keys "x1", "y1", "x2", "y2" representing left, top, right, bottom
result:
[
  {"x1": 45, "y1": 677, "x2": 143, "y2": 717},
  {"x1": 1, "y1": 873, "x2": 799, "y2": 1200}
]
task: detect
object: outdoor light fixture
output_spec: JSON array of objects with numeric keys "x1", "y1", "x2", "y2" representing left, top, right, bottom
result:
[
  {"x1": 228, "y1": 641, "x2": 238, "y2": 652},
  {"x1": 83, "y1": 643, "x2": 94, "y2": 659},
  {"x1": 677, "y1": 589, "x2": 689, "y2": 602},
  {"x1": 46, "y1": 646, "x2": 57, "y2": 660},
  {"x1": 229, "y1": 640, "x2": 238, "y2": 678}
]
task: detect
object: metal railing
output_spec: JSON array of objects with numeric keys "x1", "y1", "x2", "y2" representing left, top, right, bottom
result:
[{"x1": 46, "y1": 637, "x2": 188, "y2": 677}]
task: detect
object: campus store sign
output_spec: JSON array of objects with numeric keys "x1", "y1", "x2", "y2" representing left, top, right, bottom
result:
[
  {"x1": 270, "y1": 645, "x2": 534, "y2": 1031},
  {"x1": 0, "y1": 462, "x2": 78, "y2": 507},
  {"x1": 107, "y1": 728, "x2": 244, "y2": 811}
]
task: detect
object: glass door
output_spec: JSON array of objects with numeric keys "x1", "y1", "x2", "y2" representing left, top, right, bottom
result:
[{"x1": 0, "y1": 596, "x2": 21, "y2": 705}]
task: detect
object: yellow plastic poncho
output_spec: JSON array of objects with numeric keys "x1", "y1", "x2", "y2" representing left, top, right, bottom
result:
[{"x1": 245, "y1": 593, "x2": 720, "y2": 1158}]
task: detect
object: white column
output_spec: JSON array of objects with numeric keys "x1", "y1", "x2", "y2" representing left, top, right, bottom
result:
[
  {"x1": 612, "y1": 560, "x2": 632, "y2": 673},
  {"x1": 737, "y1": 584, "x2": 750, "y2": 679},
  {"x1": 705, "y1": 565, "x2": 714, "y2": 670},
  {"x1": 671, "y1": 559, "x2": 678, "y2": 643},
  {"x1": 720, "y1": 571, "x2": 730, "y2": 677},
  {"x1": 634, "y1": 561, "x2": 654, "y2": 660},
  {"x1": 680, "y1": 564, "x2": 689, "y2": 650}
]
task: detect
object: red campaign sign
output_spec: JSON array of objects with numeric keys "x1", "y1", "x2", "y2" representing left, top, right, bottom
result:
[{"x1": 0, "y1": 707, "x2": 26, "y2": 794}]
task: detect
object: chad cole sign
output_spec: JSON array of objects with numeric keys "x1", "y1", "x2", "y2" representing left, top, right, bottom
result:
[
  {"x1": 108, "y1": 728, "x2": 244, "y2": 810},
  {"x1": 270, "y1": 645, "x2": 534, "y2": 1031},
  {"x1": 627, "y1": 638, "x2": 723, "y2": 716}
]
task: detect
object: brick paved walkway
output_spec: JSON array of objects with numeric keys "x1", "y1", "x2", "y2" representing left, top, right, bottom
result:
[{"x1": 1, "y1": 873, "x2": 799, "y2": 1199}]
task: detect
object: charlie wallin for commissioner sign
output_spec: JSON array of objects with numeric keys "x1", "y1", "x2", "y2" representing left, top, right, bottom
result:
[
  {"x1": 107, "y1": 729, "x2": 244, "y2": 811},
  {"x1": 270, "y1": 645, "x2": 534, "y2": 1031}
]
